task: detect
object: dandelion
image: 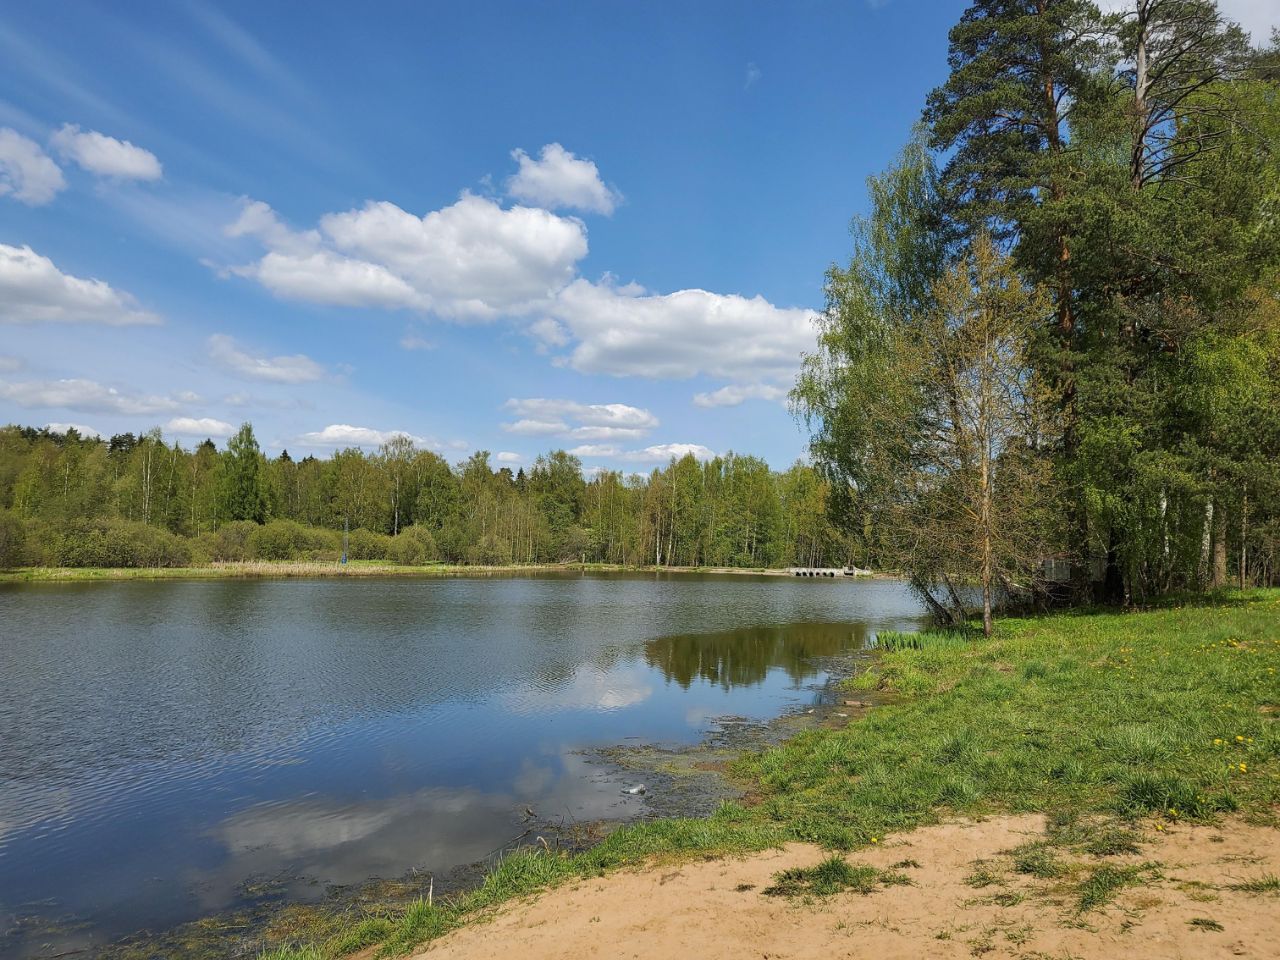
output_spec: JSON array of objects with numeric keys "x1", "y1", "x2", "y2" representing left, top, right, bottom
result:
[
  {"x1": 870, "y1": 837, "x2": 879, "y2": 844},
  {"x1": 1239, "y1": 763, "x2": 1248, "y2": 773}
]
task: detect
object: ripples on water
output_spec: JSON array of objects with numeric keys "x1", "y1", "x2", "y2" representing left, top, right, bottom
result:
[{"x1": 0, "y1": 573, "x2": 925, "y2": 957}]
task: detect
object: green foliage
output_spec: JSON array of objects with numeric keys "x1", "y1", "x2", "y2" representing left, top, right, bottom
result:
[
  {"x1": 0, "y1": 424, "x2": 853, "y2": 571},
  {"x1": 872, "y1": 629, "x2": 971, "y2": 652},
  {"x1": 220, "y1": 423, "x2": 268, "y2": 524},
  {"x1": 390, "y1": 526, "x2": 438, "y2": 565},
  {"x1": 248, "y1": 520, "x2": 339, "y2": 561},
  {"x1": 38, "y1": 518, "x2": 193, "y2": 568},
  {"x1": 0, "y1": 508, "x2": 28, "y2": 567},
  {"x1": 345, "y1": 528, "x2": 394, "y2": 561}
]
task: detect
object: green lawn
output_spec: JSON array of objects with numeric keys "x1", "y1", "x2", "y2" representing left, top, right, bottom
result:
[{"x1": 258, "y1": 591, "x2": 1280, "y2": 960}]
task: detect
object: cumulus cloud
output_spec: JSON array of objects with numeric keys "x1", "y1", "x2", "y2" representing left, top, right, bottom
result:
[
  {"x1": 207, "y1": 333, "x2": 325, "y2": 383},
  {"x1": 46, "y1": 422, "x2": 101, "y2": 437},
  {"x1": 166, "y1": 416, "x2": 234, "y2": 438},
  {"x1": 567, "y1": 444, "x2": 621, "y2": 457},
  {"x1": 222, "y1": 153, "x2": 816, "y2": 391},
  {"x1": 0, "y1": 378, "x2": 179, "y2": 414},
  {"x1": 543, "y1": 279, "x2": 817, "y2": 384},
  {"x1": 501, "y1": 398, "x2": 659, "y2": 442},
  {"x1": 495, "y1": 451, "x2": 524, "y2": 464},
  {"x1": 503, "y1": 418, "x2": 569, "y2": 436},
  {"x1": 506, "y1": 143, "x2": 621, "y2": 215},
  {"x1": 298, "y1": 424, "x2": 426, "y2": 448},
  {"x1": 622, "y1": 443, "x2": 717, "y2": 462},
  {"x1": 693, "y1": 383, "x2": 789, "y2": 408},
  {"x1": 50, "y1": 124, "x2": 162, "y2": 180},
  {"x1": 0, "y1": 243, "x2": 161, "y2": 325},
  {"x1": 227, "y1": 193, "x2": 587, "y2": 319},
  {"x1": 0, "y1": 128, "x2": 65, "y2": 205}
]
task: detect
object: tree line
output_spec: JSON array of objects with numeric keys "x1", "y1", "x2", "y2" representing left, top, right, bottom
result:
[
  {"x1": 794, "y1": 1, "x2": 1280, "y2": 628},
  {"x1": 0, "y1": 422, "x2": 852, "y2": 570}
]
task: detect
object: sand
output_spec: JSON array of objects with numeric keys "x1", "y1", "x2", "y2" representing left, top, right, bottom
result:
[{"x1": 415, "y1": 815, "x2": 1280, "y2": 960}]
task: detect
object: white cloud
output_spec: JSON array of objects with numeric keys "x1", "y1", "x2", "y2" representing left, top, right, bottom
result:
[
  {"x1": 227, "y1": 193, "x2": 588, "y2": 319},
  {"x1": 166, "y1": 416, "x2": 234, "y2": 438},
  {"x1": 50, "y1": 124, "x2": 162, "y2": 180},
  {"x1": 0, "y1": 128, "x2": 65, "y2": 205},
  {"x1": 495, "y1": 451, "x2": 524, "y2": 463},
  {"x1": 693, "y1": 383, "x2": 789, "y2": 408},
  {"x1": 500, "y1": 398, "x2": 659, "y2": 443},
  {"x1": 399, "y1": 331, "x2": 432, "y2": 351},
  {"x1": 527, "y1": 317, "x2": 570, "y2": 348},
  {"x1": 46, "y1": 422, "x2": 101, "y2": 438},
  {"x1": 506, "y1": 143, "x2": 621, "y2": 215},
  {"x1": 547, "y1": 279, "x2": 817, "y2": 384},
  {"x1": 744, "y1": 62, "x2": 762, "y2": 90},
  {"x1": 298, "y1": 424, "x2": 426, "y2": 448},
  {"x1": 0, "y1": 378, "x2": 179, "y2": 414},
  {"x1": 567, "y1": 444, "x2": 621, "y2": 457},
  {"x1": 502, "y1": 418, "x2": 569, "y2": 436},
  {"x1": 0, "y1": 243, "x2": 161, "y2": 325},
  {"x1": 0, "y1": 355, "x2": 21, "y2": 372},
  {"x1": 623, "y1": 443, "x2": 716, "y2": 462},
  {"x1": 207, "y1": 334, "x2": 325, "y2": 384},
  {"x1": 1096, "y1": 1, "x2": 1278, "y2": 40}
]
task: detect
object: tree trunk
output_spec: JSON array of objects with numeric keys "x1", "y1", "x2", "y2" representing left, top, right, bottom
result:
[{"x1": 1212, "y1": 498, "x2": 1228, "y2": 588}]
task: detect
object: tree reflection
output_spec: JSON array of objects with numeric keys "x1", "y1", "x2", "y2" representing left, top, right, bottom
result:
[{"x1": 643, "y1": 622, "x2": 870, "y2": 689}]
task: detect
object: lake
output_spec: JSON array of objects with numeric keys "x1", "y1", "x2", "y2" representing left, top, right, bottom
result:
[{"x1": 0, "y1": 572, "x2": 925, "y2": 958}]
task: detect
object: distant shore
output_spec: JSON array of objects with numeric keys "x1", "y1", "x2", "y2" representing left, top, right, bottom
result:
[{"x1": 0, "y1": 561, "x2": 888, "y2": 583}]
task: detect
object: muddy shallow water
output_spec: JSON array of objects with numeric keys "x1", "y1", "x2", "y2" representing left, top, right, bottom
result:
[{"x1": 0, "y1": 572, "x2": 925, "y2": 958}]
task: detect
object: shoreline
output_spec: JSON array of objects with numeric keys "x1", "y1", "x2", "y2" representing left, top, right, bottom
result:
[
  {"x1": 0, "y1": 561, "x2": 894, "y2": 584},
  {"x1": 255, "y1": 589, "x2": 1279, "y2": 960}
]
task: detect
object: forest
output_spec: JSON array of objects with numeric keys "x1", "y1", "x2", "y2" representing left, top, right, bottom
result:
[
  {"x1": 0, "y1": 423, "x2": 848, "y2": 570},
  {"x1": 794, "y1": 1, "x2": 1280, "y2": 625}
]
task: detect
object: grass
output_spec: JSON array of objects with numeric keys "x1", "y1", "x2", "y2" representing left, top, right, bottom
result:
[
  {"x1": 1226, "y1": 873, "x2": 1280, "y2": 893},
  {"x1": 1075, "y1": 864, "x2": 1152, "y2": 913},
  {"x1": 255, "y1": 589, "x2": 1280, "y2": 959},
  {"x1": 1188, "y1": 917, "x2": 1225, "y2": 932},
  {"x1": 763, "y1": 855, "x2": 912, "y2": 898}
]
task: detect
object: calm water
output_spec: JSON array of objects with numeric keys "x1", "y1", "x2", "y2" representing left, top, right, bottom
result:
[{"x1": 0, "y1": 572, "x2": 924, "y2": 957}]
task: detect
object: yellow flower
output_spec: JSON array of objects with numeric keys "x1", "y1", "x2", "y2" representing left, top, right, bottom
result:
[
  {"x1": 870, "y1": 837, "x2": 879, "y2": 844},
  {"x1": 1214, "y1": 738, "x2": 1223, "y2": 745},
  {"x1": 1236, "y1": 735, "x2": 1245, "y2": 742},
  {"x1": 1239, "y1": 763, "x2": 1248, "y2": 773}
]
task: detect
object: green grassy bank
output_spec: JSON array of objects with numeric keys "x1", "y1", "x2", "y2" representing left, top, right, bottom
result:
[{"x1": 244, "y1": 592, "x2": 1278, "y2": 959}]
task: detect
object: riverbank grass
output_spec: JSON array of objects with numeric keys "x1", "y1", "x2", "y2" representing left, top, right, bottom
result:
[{"x1": 262, "y1": 590, "x2": 1280, "y2": 959}]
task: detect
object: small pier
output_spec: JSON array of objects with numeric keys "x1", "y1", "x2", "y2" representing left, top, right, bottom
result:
[{"x1": 787, "y1": 566, "x2": 870, "y2": 578}]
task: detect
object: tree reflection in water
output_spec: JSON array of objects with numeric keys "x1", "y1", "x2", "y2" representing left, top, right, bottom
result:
[{"x1": 643, "y1": 622, "x2": 871, "y2": 689}]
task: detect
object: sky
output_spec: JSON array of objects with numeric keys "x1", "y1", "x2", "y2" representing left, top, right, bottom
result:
[{"x1": 1, "y1": 1, "x2": 1276, "y2": 473}]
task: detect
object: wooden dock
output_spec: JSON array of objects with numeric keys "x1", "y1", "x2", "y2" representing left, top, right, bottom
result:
[{"x1": 787, "y1": 567, "x2": 871, "y2": 577}]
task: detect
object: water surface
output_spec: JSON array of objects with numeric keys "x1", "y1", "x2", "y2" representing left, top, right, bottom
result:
[{"x1": 0, "y1": 572, "x2": 924, "y2": 957}]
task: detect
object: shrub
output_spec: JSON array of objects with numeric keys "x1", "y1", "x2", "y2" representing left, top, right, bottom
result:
[
  {"x1": 391, "y1": 525, "x2": 438, "y2": 565},
  {"x1": 0, "y1": 509, "x2": 28, "y2": 568},
  {"x1": 248, "y1": 520, "x2": 338, "y2": 561},
  {"x1": 467, "y1": 532, "x2": 511, "y2": 565},
  {"x1": 204, "y1": 520, "x2": 258, "y2": 561},
  {"x1": 45, "y1": 518, "x2": 192, "y2": 568},
  {"x1": 346, "y1": 527, "x2": 394, "y2": 561}
]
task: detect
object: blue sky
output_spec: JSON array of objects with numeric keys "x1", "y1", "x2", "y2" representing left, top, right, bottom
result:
[{"x1": 1, "y1": 1, "x2": 1275, "y2": 471}]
